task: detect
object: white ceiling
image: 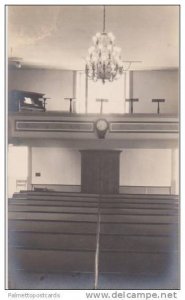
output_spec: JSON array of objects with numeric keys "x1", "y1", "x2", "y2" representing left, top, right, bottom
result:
[{"x1": 7, "y1": 5, "x2": 179, "y2": 71}]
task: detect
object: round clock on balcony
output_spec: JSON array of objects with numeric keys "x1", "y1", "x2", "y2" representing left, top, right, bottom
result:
[{"x1": 95, "y1": 119, "x2": 109, "y2": 139}]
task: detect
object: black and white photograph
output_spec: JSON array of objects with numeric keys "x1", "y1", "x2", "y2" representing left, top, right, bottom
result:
[{"x1": 6, "y1": 4, "x2": 180, "y2": 291}]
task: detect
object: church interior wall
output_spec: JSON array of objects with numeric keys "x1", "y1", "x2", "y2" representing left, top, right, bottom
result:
[
  {"x1": 31, "y1": 147, "x2": 173, "y2": 187},
  {"x1": 132, "y1": 69, "x2": 179, "y2": 114},
  {"x1": 8, "y1": 145, "x2": 178, "y2": 196},
  {"x1": 31, "y1": 147, "x2": 176, "y2": 192},
  {"x1": 8, "y1": 68, "x2": 179, "y2": 114},
  {"x1": 8, "y1": 145, "x2": 28, "y2": 197},
  {"x1": 120, "y1": 148, "x2": 172, "y2": 187},
  {"x1": 7, "y1": 68, "x2": 179, "y2": 196},
  {"x1": 7, "y1": 6, "x2": 180, "y2": 289},
  {"x1": 32, "y1": 147, "x2": 81, "y2": 186},
  {"x1": 171, "y1": 148, "x2": 179, "y2": 194}
]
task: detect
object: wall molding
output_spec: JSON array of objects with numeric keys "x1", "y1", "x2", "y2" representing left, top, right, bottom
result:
[
  {"x1": 110, "y1": 121, "x2": 179, "y2": 133},
  {"x1": 15, "y1": 120, "x2": 94, "y2": 132}
]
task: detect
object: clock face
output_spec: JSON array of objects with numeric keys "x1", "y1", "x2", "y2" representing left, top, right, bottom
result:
[{"x1": 96, "y1": 119, "x2": 108, "y2": 131}]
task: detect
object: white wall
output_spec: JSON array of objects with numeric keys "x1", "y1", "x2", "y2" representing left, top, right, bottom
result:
[
  {"x1": 8, "y1": 146, "x2": 178, "y2": 194},
  {"x1": 32, "y1": 147, "x2": 81, "y2": 185},
  {"x1": 120, "y1": 149, "x2": 172, "y2": 187},
  {"x1": 132, "y1": 70, "x2": 179, "y2": 114},
  {"x1": 171, "y1": 148, "x2": 179, "y2": 194},
  {"x1": 8, "y1": 68, "x2": 74, "y2": 111},
  {"x1": 8, "y1": 68, "x2": 179, "y2": 194},
  {"x1": 31, "y1": 147, "x2": 174, "y2": 189},
  {"x1": 8, "y1": 68, "x2": 178, "y2": 114},
  {"x1": 8, "y1": 145, "x2": 28, "y2": 197}
]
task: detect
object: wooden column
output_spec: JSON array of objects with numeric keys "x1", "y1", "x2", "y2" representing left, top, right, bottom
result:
[
  {"x1": 27, "y1": 146, "x2": 32, "y2": 190},
  {"x1": 85, "y1": 74, "x2": 88, "y2": 113}
]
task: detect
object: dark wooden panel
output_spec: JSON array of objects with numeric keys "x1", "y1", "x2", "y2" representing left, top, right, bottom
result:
[
  {"x1": 100, "y1": 208, "x2": 177, "y2": 215},
  {"x1": 9, "y1": 212, "x2": 98, "y2": 222},
  {"x1": 97, "y1": 272, "x2": 179, "y2": 290},
  {"x1": 9, "y1": 220, "x2": 97, "y2": 234},
  {"x1": 9, "y1": 232, "x2": 96, "y2": 250},
  {"x1": 100, "y1": 151, "x2": 120, "y2": 194},
  {"x1": 9, "y1": 199, "x2": 178, "y2": 211},
  {"x1": 9, "y1": 248, "x2": 95, "y2": 272},
  {"x1": 12, "y1": 195, "x2": 99, "y2": 202},
  {"x1": 81, "y1": 151, "x2": 101, "y2": 194},
  {"x1": 100, "y1": 223, "x2": 178, "y2": 236},
  {"x1": 15, "y1": 191, "x2": 179, "y2": 200},
  {"x1": 99, "y1": 251, "x2": 178, "y2": 274},
  {"x1": 9, "y1": 205, "x2": 98, "y2": 214},
  {"x1": 8, "y1": 270, "x2": 94, "y2": 290},
  {"x1": 18, "y1": 191, "x2": 98, "y2": 197},
  {"x1": 100, "y1": 203, "x2": 178, "y2": 209},
  {"x1": 81, "y1": 151, "x2": 120, "y2": 194},
  {"x1": 9, "y1": 205, "x2": 177, "y2": 216},
  {"x1": 100, "y1": 198, "x2": 179, "y2": 204},
  {"x1": 100, "y1": 235, "x2": 177, "y2": 252},
  {"x1": 101, "y1": 194, "x2": 179, "y2": 200},
  {"x1": 17, "y1": 191, "x2": 178, "y2": 199},
  {"x1": 12, "y1": 192, "x2": 179, "y2": 204},
  {"x1": 9, "y1": 199, "x2": 99, "y2": 207},
  {"x1": 101, "y1": 214, "x2": 178, "y2": 224}
]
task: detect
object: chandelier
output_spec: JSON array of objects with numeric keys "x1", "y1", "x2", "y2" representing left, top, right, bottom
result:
[{"x1": 85, "y1": 6, "x2": 129, "y2": 84}]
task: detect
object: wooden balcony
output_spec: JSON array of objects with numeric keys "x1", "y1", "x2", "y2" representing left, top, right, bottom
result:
[{"x1": 8, "y1": 112, "x2": 179, "y2": 148}]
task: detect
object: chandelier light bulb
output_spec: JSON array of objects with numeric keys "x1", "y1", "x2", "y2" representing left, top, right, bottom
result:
[
  {"x1": 98, "y1": 44, "x2": 103, "y2": 50},
  {"x1": 108, "y1": 32, "x2": 115, "y2": 41},
  {"x1": 107, "y1": 44, "x2": 112, "y2": 51},
  {"x1": 96, "y1": 32, "x2": 101, "y2": 38}
]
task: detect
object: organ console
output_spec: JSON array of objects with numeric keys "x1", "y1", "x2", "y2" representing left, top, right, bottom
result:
[{"x1": 9, "y1": 90, "x2": 49, "y2": 112}]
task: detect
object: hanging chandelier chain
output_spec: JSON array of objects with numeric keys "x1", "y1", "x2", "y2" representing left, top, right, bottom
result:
[{"x1": 103, "y1": 6, "x2": 106, "y2": 33}]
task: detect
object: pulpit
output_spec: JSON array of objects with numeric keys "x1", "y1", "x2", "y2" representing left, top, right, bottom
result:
[{"x1": 80, "y1": 150, "x2": 121, "y2": 194}]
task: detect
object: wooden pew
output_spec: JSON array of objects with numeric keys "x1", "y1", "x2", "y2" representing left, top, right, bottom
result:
[
  {"x1": 9, "y1": 192, "x2": 99, "y2": 285},
  {"x1": 98, "y1": 194, "x2": 179, "y2": 286},
  {"x1": 8, "y1": 191, "x2": 179, "y2": 289},
  {"x1": 9, "y1": 220, "x2": 97, "y2": 234},
  {"x1": 13, "y1": 191, "x2": 99, "y2": 201}
]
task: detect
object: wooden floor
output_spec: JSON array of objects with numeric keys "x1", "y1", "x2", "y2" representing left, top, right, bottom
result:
[{"x1": 8, "y1": 191, "x2": 180, "y2": 289}]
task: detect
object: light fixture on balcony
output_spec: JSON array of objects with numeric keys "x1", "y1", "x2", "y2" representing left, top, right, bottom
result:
[
  {"x1": 8, "y1": 48, "x2": 22, "y2": 69},
  {"x1": 85, "y1": 6, "x2": 130, "y2": 84}
]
